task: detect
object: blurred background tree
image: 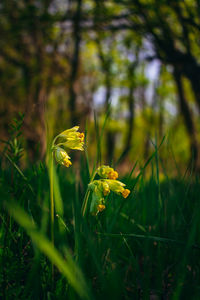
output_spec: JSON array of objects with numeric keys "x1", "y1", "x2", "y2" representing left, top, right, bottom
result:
[{"x1": 0, "y1": 0, "x2": 200, "y2": 173}]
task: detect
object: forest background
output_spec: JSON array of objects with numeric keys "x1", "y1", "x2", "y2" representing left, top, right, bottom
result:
[
  {"x1": 2, "y1": 1, "x2": 200, "y2": 299},
  {"x1": 1, "y1": 0, "x2": 200, "y2": 174}
]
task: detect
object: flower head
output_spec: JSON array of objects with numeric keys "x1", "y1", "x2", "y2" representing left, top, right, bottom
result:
[
  {"x1": 105, "y1": 180, "x2": 130, "y2": 198},
  {"x1": 88, "y1": 178, "x2": 130, "y2": 215},
  {"x1": 52, "y1": 126, "x2": 84, "y2": 168},
  {"x1": 104, "y1": 179, "x2": 125, "y2": 194},
  {"x1": 97, "y1": 165, "x2": 118, "y2": 180},
  {"x1": 58, "y1": 126, "x2": 84, "y2": 151},
  {"x1": 88, "y1": 180, "x2": 111, "y2": 195}
]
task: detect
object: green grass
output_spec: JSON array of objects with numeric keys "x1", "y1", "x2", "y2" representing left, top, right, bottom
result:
[{"x1": 1, "y1": 145, "x2": 200, "y2": 299}]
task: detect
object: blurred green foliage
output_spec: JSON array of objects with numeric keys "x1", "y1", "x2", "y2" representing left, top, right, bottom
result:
[{"x1": 1, "y1": 1, "x2": 200, "y2": 298}]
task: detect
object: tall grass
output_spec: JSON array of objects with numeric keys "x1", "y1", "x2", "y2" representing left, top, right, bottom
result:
[{"x1": 0, "y1": 125, "x2": 200, "y2": 299}]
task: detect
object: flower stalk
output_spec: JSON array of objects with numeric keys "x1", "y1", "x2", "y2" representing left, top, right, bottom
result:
[
  {"x1": 81, "y1": 170, "x2": 97, "y2": 217},
  {"x1": 50, "y1": 126, "x2": 85, "y2": 280},
  {"x1": 50, "y1": 151, "x2": 54, "y2": 281}
]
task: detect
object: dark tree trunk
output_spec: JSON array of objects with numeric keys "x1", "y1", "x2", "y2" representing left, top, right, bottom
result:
[
  {"x1": 119, "y1": 62, "x2": 136, "y2": 163},
  {"x1": 183, "y1": 63, "x2": 200, "y2": 114},
  {"x1": 23, "y1": 66, "x2": 47, "y2": 161},
  {"x1": 105, "y1": 81, "x2": 115, "y2": 164},
  {"x1": 143, "y1": 75, "x2": 158, "y2": 161},
  {"x1": 96, "y1": 36, "x2": 115, "y2": 164},
  {"x1": 69, "y1": 0, "x2": 82, "y2": 127},
  {"x1": 173, "y1": 68, "x2": 200, "y2": 173}
]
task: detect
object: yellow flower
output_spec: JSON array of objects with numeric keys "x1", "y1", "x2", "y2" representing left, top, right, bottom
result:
[
  {"x1": 54, "y1": 147, "x2": 72, "y2": 168},
  {"x1": 58, "y1": 126, "x2": 80, "y2": 137},
  {"x1": 89, "y1": 180, "x2": 110, "y2": 196},
  {"x1": 52, "y1": 126, "x2": 85, "y2": 168},
  {"x1": 104, "y1": 179, "x2": 125, "y2": 194},
  {"x1": 88, "y1": 166, "x2": 130, "y2": 215},
  {"x1": 102, "y1": 181, "x2": 110, "y2": 196},
  {"x1": 97, "y1": 165, "x2": 118, "y2": 180},
  {"x1": 58, "y1": 126, "x2": 84, "y2": 151},
  {"x1": 108, "y1": 170, "x2": 118, "y2": 180},
  {"x1": 105, "y1": 180, "x2": 130, "y2": 198},
  {"x1": 97, "y1": 204, "x2": 106, "y2": 212},
  {"x1": 121, "y1": 189, "x2": 130, "y2": 198},
  {"x1": 63, "y1": 157, "x2": 72, "y2": 167},
  {"x1": 88, "y1": 178, "x2": 130, "y2": 215}
]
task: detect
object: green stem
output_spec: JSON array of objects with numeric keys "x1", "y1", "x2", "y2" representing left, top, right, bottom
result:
[
  {"x1": 50, "y1": 152, "x2": 54, "y2": 281},
  {"x1": 81, "y1": 170, "x2": 97, "y2": 217},
  {"x1": 81, "y1": 189, "x2": 91, "y2": 217}
]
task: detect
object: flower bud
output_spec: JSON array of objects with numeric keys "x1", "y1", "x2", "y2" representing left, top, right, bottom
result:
[
  {"x1": 97, "y1": 204, "x2": 106, "y2": 212},
  {"x1": 89, "y1": 185, "x2": 104, "y2": 215},
  {"x1": 97, "y1": 165, "x2": 118, "y2": 180},
  {"x1": 54, "y1": 147, "x2": 72, "y2": 168}
]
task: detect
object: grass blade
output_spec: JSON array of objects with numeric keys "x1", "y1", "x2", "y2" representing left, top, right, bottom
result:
[{"x1": 5, "y1": 201, "x2": 90, "y2": 300}]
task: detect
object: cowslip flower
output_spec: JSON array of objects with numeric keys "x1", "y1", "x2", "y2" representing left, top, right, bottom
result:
[
  {"x1": 97, "y1": 165, "x2": 118, "y2": 180},
  {"x1": 102, "y1": 179, "x2": 130, "y2": 198},
  {"x1": 52, "y1": 126, "x2": 84, "y2": 167},
  {"x1": 88, "y1": 178, "x2": 130, "y2": 215},
  {"x1": 57, "y1": 126, "x2": 84, "y2": 151}
]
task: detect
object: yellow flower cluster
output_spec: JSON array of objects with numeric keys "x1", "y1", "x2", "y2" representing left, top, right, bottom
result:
[
  {"x1": 89, "y1": 166, "x2": 130, "y2": 215},
  {"x1": 52, "y1": 126, "x2": 84, "y2": 168},
  {"x1": 52, "y1": 128, "x2": 132, "y2": 217}
]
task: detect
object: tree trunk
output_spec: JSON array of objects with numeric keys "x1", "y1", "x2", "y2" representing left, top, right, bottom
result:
[
  {"x1": 173, "y1": 68, "x2": 200, "y2": 173},
  {"x1": 68, "y1": 0, "x2": 82, "y2": 127},
  {"x1": 23, "y1": 66, "x2": 47, "y2": 161},
  {"x1": 143, "y1": 76, "x2": 158, "y2": 161},
  {"x1": 119, "y1": 62, "x2": 136, "y2": 163},
  {"x1": 105, "y1": 81, "x2": 115, "y2": 164},
  {"x1": 96, "y1": 36, "x2": 115, "y2": 164},
  {"x1": 184, "y1": 65, "x2": 200, "y2": 114}
]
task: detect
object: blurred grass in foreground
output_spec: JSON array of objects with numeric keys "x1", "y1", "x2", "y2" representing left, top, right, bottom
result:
[{"x1": 0, "y1": 129, "x2": 200, "y2": 300}]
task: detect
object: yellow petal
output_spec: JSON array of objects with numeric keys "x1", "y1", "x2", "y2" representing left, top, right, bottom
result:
[
  {"x1": 97, "y1": 204, "x2": 106, "y2": 212},
  {"x1": 108, "y1": 170, "x2": 118, "y2": 180},
  {"x1": 121, "y1": 189, "x2": 130, "y2": 198},
  {"x1": 59, "y1": 126, "x2": 79, "y2": 136}
]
